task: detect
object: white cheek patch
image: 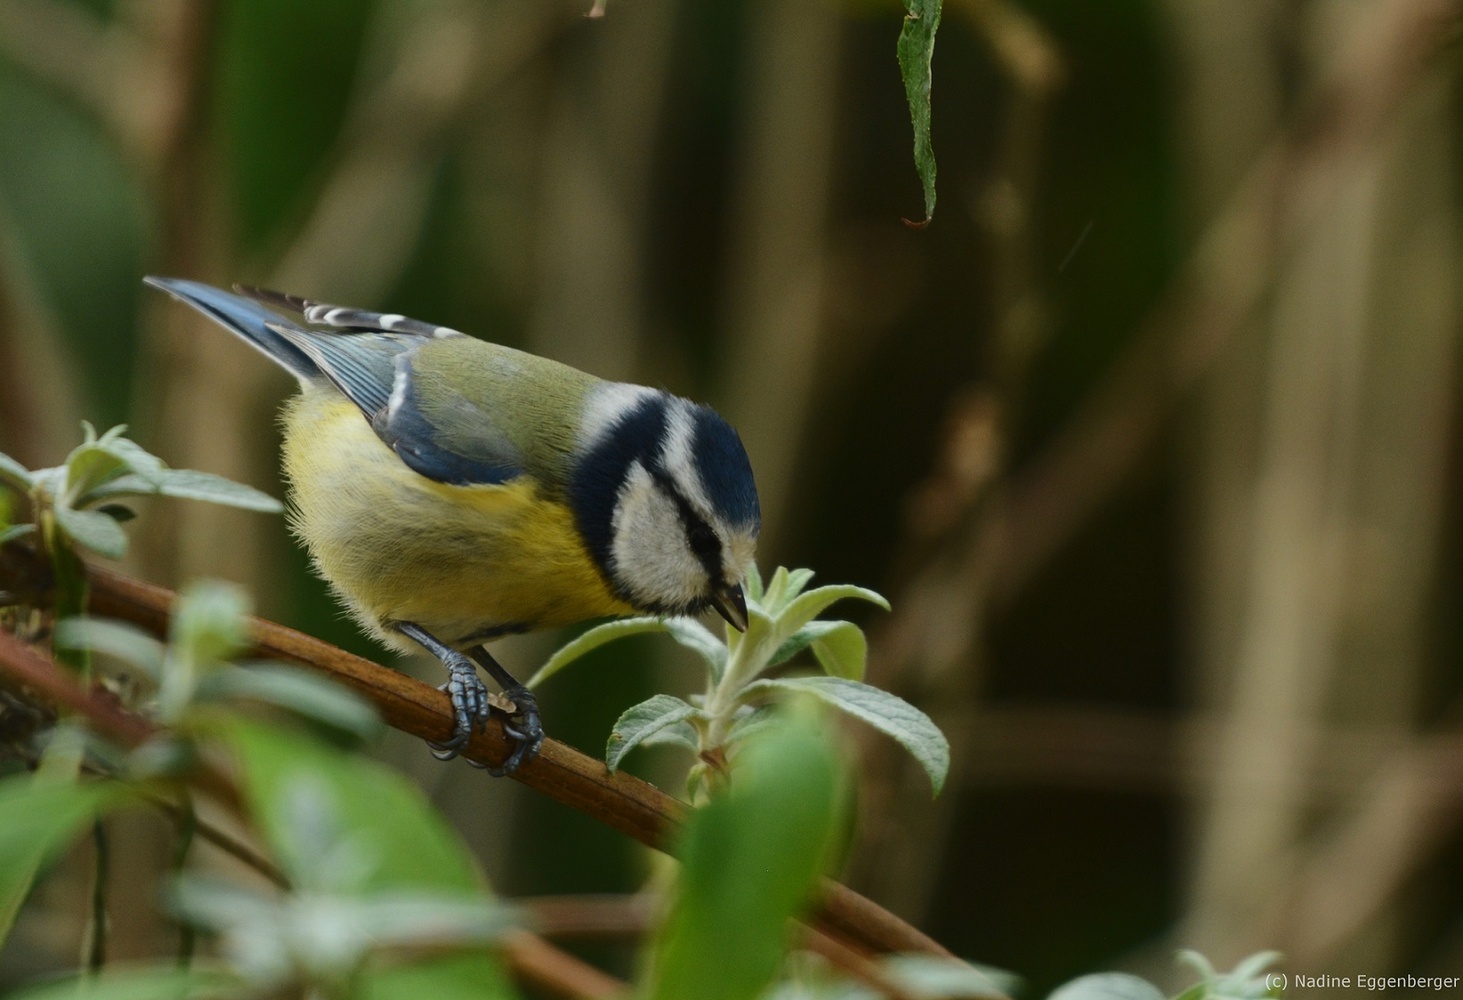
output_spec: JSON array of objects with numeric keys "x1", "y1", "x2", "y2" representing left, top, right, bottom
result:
[{"x1": 611, "y1": 461, "x2": 705, "y2": 610}]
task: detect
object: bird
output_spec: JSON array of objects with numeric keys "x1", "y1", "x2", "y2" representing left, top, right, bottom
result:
[{"x1": 145, "y1": 277, "x2": 760, "y2": 775}]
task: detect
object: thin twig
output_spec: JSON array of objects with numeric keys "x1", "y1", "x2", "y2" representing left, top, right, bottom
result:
[
  {"x1": 520, "y1": 893, "x2": 656, "y2": 939},
  {"x1": 802, "y1": 926, "x2": 921, "y2": 1000},
  {"x1": 500, "y1": 930, "x2": 626, "y2": 1000}
]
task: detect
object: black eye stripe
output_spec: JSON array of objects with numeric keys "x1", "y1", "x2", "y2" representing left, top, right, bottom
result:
[{"x1": 648, "y1": 464, "x2": 723, "y2": 582}]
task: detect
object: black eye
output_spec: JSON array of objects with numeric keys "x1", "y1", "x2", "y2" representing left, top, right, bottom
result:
[{"x1": 687, "y1": 522, "x2": 719, "y2": 559}]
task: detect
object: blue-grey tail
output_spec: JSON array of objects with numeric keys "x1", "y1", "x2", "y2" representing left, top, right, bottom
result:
[{"x1": 144, "y1": 276, "x2": 318, "y2": 381}]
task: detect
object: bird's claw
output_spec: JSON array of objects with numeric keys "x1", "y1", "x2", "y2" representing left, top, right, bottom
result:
[
  {"x1": 426, "y1": 654, "x2": 490, "y2": 762},
  {"x1": 471, "y1": 684, "x2": 543, "y2": 777}
]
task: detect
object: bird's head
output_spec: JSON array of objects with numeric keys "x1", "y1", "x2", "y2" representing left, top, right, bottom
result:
[{"x1": 571, "y1": 388, "x2": 760, "y2": 629}]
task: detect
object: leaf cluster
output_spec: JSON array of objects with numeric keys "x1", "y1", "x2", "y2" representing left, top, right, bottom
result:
[
  {"x1": 532, "y1": 564, "x2": 950, "y2": 799},
  {"x1": 0, "y1": 424, "x2": 281, "y2": 628}
]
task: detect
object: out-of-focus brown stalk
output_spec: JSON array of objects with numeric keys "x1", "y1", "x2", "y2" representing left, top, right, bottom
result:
[{"x1": 984, "y1": 0, "x2": 1461, "y2": 608}]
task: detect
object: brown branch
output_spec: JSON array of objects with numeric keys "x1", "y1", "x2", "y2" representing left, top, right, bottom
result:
[
  {"x1": 0, "y1": 617, "x2": 627, "y2": 1000},
  {"x1": 500, "y1": 930, "x2": 626, "y2": 1000},
  {"x1": 520, "y1": 893, "x2": 656, "y2": 939},
  {"x1": 85, "y1": 565, "x2": 686, "y2": 849},
  {"x1": 0, "y1": 628, "x2": 152, "y2": 748},
  {"x1": 50, "y1": 561, "x2": 948, "y2": 957},
  {"x1": 802, "y1": 926, "x2": 921, "y2": 1000}
]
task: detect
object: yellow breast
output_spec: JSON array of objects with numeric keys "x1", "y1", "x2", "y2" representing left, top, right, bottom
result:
[{"x1": 280, "y1": 387, "x2": 635, "y2": 651}]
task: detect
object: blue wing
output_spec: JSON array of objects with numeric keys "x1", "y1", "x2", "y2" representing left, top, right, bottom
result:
[{"x1": 147, "y1": 278, "x2": 525, "y2": 486}]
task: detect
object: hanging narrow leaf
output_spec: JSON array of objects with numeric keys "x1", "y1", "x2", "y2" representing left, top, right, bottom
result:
[{"x1": 897, "y1": 0, "x2": 942, "y2": 227}]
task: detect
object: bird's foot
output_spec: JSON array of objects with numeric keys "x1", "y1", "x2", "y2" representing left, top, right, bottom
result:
[
  {"x1": 475, "y1": 684, "x2": 542, "y2": 777},
  {"x1": 426, "y1": 651, "x2": 490, "y2": 761}
]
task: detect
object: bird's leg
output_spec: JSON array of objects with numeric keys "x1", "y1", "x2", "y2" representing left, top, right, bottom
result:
[
  {"x1": 393, "y1": 622, "x2": 490, "y2": 762},
  {"x1": 467, "y1": 647, "x2": 543, "y2": 777}
]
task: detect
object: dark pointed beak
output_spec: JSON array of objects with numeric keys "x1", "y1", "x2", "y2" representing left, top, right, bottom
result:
[{"x1": 709, "y1": 582, "x2": 749, "y2": 632}]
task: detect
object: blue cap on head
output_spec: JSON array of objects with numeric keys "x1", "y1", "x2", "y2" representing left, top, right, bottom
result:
[{"x1": 690, "y1": 407, "x2": 760, "y2": 531}]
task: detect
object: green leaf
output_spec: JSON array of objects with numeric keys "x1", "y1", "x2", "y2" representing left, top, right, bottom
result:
[
  {"x1": 170, "y1": 876, "x2": 513, "y2": 990},
  {"x1": 211, "y1": 717, "x2": 489, "y2": 894},
  {"x1": 194, "y1": 664, "x2": 382, "y2": 742},
  {"x1": 0, "y1": 450, "x2": 33, "y2": 492},
  {"x1": 8, "y1": 967, "x2": 243, "y2": 1000},
  {"x1": 761, "y1": 567, "x2": 819, "y2": 614},
  {"x1": 640, "y1": 719, "x2": 701, "y2": 752},
  {"x1": 783, "y1": 568, "x2": 816, "y2": 601},
  {"x1": 1047, "y1": 974, "x2": 1166, "y2": 1000},
  {"x1": 663, "y1": 618, "x2": 729, "y2": 681},
  {"x1": 647, "y1": 711, "x2": 845, "y2": 1000},
  {"x1": 723, "y1": 705, "x2": 780, "y2": 749},
  {"x1": 53, "y1": 501, "x2": 128, "y2": 558},
  {"x1": 151, "y1": 468, "x2": 283, "y2": 512},
  {"x1": 526, "y1": 617, "x2": 670, "y2": 689},
  {"x1": 743, "y1": 561, "x2": 764, "y2": 602},
  {"x1": 54, "y1": 617, "x2": 166, "y2": 681},
  {"x1": 742, "y1": 677, "x2": 949, "y2": 795},
  {"x1": 0, "y1": 728, "x2": 126, "y2": 947},
  {"x1": 1176, "y1": 951, "x2": 1216, "y2": 984},
  {"x1": 84, "y1": 472, "x2": 160, "y2": 503},
  {"x1": 725, "y1": 601, "x2": 779, "y2": 674},
  {"x1": 776, "y1": 584, "x2": 889, "y2": 641},
  {"x1": 65, "y1": 441, "x2": 131, "y2": 503},
  {"x1": 0, "y1": 523, "x2": 35, "y2": 544},
  {"x1": 770, "y1": 620, "x2": 868, "y2": 681},
  {"x1": 605, "y1": 694, "x2": 702, "y2": 772},
  {"x1": 170, "y1": 580, "x2": 252, "y2": 668},
  {"x1": 881, "y1": 955, "x2": 1016, "y2": 999},
  {"x1": 897, "y1": 0, "x2": 941, "y2": 227},
  {"x1": 1229, "y1": 951, "x2": 1282, "y2": 981},
  {"x1": 95, "y1": 432, "x2": 166, "y2": 480},
  {"x1": 358, "y1": 952, "x2": 520, "y2": 1000},
  {"x1": 762, "y1": 566, "x2": 793, "y2": 612}
]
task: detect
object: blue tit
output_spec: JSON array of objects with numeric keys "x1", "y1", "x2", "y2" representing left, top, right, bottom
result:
[{"x1": 145, "y1": 277, "x2": 760, "y2": 774}]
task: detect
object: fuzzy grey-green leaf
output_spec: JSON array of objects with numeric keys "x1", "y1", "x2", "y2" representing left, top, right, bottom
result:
[
  {"x1": 0, "y1": 523, "x2": 35, "y2": 545},
  {"x1": 195, "y1": 664, "x2": 382, "y2": 741},
  {"x1": 640, "y1": 719, "x2": 702, "y2": 753},
  {"x1": 777, "y1": 584, "x2": 889, "y2": 639},
  {"x1": 1047, "y1": 974, "x2": 1165, "y2": 1000},
  {"x1": 152, "y1": 469, "x2": 283, "y2": 512},
  {"x1": 64, "y1": 443, "x2": 130, "y2": 502},
  {"x1": 54, "y1": 502, "x2": 128, "y2": 559},
  {"x1": 0, "y1": 451, "x2": 33, "y2": 492},
  {"x1": 528, "y1": 617, "x2": 670, "y2": 689},
  {"x1": 882, "y1": 955, "x2": 1016, "y2": 999},
  {"x1": 769, "y1": 620, "x2": 867, "y2": 680},
  {"x1": 606, "y1": 694, "x2": 702, "y2": 772},
  {"x1": 54, "y1": 617, "x2": 165, "y2": 681},
  {"x1": 742, "y1": 676, "x2": 948, "y2": 795},
  {"x1": 742, "y1": 561, "x2": 765, "y2": 602},
  {"x1": 663, "y1": 618, "x2": 729, "y2": 681}
]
